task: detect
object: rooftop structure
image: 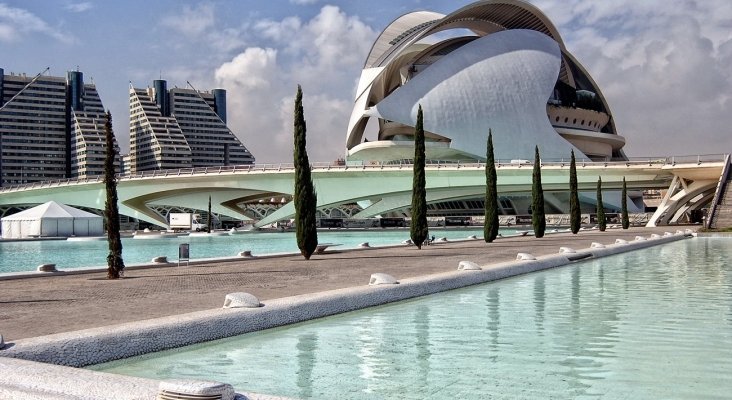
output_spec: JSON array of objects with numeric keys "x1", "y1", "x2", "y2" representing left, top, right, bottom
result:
[
  {"x1": 346, "y1": 0, "x2": 626, "y2": 163},
  {"x1": 128, "y1": 80, "x2": 254, "y2": 174}
]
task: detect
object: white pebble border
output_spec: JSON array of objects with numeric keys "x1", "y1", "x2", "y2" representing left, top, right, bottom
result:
[{"x1": 0, "y1": 233, "x2": 690, "y2": 399}]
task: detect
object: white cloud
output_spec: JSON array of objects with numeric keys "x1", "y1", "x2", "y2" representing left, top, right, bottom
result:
[
  {"x1": 216, "y1": 6, "x2": 377, "y2": 163},
  {"x1": 161, "y1": 3, "x2": 215, "y2": 37},
  {"x1": 160, "y1": 3, "x2": 247, "y2": 54},
  {"x1": 531, "y1": 0, "x2": 732, "y2": 157},
  {"x1": 0, "y1": 3, "x2": 74, "y2": 43},
  {"x1": 290, "y1": 0, "x2": 319, "y2": 4},
  {"x1": 64, "y1": 2, "x2": 93, "y2": 13}
]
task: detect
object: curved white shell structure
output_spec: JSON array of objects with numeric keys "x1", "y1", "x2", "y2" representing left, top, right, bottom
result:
[{"x1": 346, "y1": 0, "x2": 626, "y2": 163}]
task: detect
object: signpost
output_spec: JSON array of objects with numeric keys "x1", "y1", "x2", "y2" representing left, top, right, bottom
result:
[{"x1": 178, "y1": 243, "x2": 190, "y2": 267}]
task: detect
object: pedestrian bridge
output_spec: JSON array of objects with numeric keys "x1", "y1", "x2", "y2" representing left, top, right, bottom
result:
[{"x1": 0, "y1": 154, "x2": 727, "y2": 228}]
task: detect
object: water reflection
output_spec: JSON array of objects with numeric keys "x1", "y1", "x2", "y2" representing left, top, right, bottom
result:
[
  {"x1": 534, "y1": 276, "x2": 545, "y2": 334},
  {"x1": 571, "y1": 267, "x2": 580, "y2": 321},
  {"x1": 414, "y1": 306, "x2": 431, "y2": 383},
  {"x1": 91, "y1": 239, "x2": 732, "y2": 399},
  {"x1": 486, "y1": 287, "x2": 500, "y2": 361},
  {"x1": 296, "y1": 333, "x2": 318, "y2": 399}
]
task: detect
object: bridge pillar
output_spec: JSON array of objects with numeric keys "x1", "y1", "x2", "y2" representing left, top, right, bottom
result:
[{"x1": 646, "y1": 175, "x2": 718, "y2": 227}]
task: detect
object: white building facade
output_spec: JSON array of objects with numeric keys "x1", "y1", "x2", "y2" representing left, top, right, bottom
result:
[{"x1": 347, "y1": 0, "x2": 626, "y2": 164}]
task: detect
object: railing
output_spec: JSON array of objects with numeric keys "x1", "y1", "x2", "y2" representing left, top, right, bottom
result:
[{"x1": 0, "y1": 154, "x2": 728, "y2": 194}]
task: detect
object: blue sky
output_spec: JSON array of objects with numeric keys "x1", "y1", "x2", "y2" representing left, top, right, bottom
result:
[{"x1": 1, "y1": 0, "x2": 731, "y2": 163}]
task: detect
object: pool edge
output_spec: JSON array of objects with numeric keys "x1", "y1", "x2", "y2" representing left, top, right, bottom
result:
[{"x1": 0, "y1": 233, "x2": 691, "y2": 399}]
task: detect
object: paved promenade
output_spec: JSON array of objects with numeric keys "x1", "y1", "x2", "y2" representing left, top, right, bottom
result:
[{"x1": 0, "y1": 226, "x2": 683, "y2": 341}]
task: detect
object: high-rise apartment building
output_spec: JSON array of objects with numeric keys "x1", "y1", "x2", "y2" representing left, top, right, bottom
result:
[
  {"x1": 129, "y1": 80, "x2": 254, "y2": 173},
  {"x1": 0, "y1": 68, "x2": 119, "y2": 186}
]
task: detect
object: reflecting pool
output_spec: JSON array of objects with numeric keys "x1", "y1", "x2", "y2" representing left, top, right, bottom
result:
[
  {"x1": 0, "y1": 228, "x2": 511, "y2": 273},
  {"x1": 91, "y1": 238, "x2": 732, "y2": 399}
]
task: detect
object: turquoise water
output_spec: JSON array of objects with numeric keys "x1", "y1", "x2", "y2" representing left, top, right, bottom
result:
[
  {"x1": 0, "y1": 228, "x2": 508, "y2": 273},
  {"x1": 91, "y1": 238, "x2": 732, "y2": 399}
]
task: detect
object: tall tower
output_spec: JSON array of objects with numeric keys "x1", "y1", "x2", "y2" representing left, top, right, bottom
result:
[
  {"x1": 128, "y1": 85, "x2": 191, "y2": 174},
  {"x1": 0, "y1": 70, "x2": 69, "y2": 186},
  {"x1": 67, "y1": 71, "x2": 120, "y2": 179},
  {"x1": 0, "y1": 68, "x2": 118, "y2": 186},
  {"x1": 129, "y1": 79, "x2": 254, "y2": 173}
]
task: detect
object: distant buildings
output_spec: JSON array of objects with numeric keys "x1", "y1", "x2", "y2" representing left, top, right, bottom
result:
[
  {"x1": 0, "y1": 68, "x2": 118, "y2": 186},
  {"x1": 128, "y1": 80, "x2": 254, "y2": 174},
  {"x1": 0, "y1": 70, "x2": 255, "y2": 186}
]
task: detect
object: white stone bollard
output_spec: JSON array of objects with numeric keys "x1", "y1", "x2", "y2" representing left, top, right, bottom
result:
[
  {"x1": 615, "y1": 239, "x2": 628, "y2": 244},
  {"x1": 37, "y1": 264, "x2": 57, "y2": 272},
  {"x1": 558, "y1": 247, "x2": 576, "y2": 254},
  {"x1": 516, "y1": 253, "x2": 536, "y2": 261},
  {"x1": 458, "y1": 261, "x2": 482, "y2": 271},
  {"x1": 591, "y1": 242, "x2": 606, "y2": 249},
  {"x1": 158, "y1": 380, "x2": 235, "y2": 400},
  {"x1": 223, "y1": 292, "x2": 261, "y2": 309},
  {"x1": 369, "y1": 273, "x2": 399, "y2": 285}
]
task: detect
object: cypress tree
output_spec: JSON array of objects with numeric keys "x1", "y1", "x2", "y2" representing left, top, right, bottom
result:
[
  {"x1": 621, "y1": 177, "x2": 630, "y2": 229},
  {"x1": 207, "y1": 195, "x2": 212, "y2": 232},
  {"x1": 596, "y1": 176, "x2": 606, "y2": 231},
  {"x1": 484, "y1": 129, "x2": 499, "y2": 243},
  {"x1": 293, "y1": 85, "x2": 318, "y2": 259},
  {"x1": 410, "y1": 105, "x2": 428, "y2": 249},
  {"x1": 531, "y1": 146, "x2": 546, "y2": 238},
  {"x1": 569, "y1": 149, "x2": 581, "y2": 234},
  {"x1": 103, "y1": 111, "x2": 125, "y2": 279}
]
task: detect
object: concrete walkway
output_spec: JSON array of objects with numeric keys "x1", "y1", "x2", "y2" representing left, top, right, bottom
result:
[{"x1": 0, "y1": 226, "x2": 686, "y2": 340}]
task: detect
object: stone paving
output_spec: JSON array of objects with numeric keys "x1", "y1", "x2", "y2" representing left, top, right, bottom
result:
[{"x1": 0, "y1": 226, "x2": 685, "y2": 341}]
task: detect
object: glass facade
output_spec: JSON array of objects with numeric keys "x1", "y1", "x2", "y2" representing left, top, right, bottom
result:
[
  {"x1": 153, "y1": 79, "x2": 170, "y2": 117},
  {"x1": 212, "y1": 88, "x2": 226, "y2": 123},
  {"x1": 67, "y1": 71, "x2": 84, "y2": 111}
]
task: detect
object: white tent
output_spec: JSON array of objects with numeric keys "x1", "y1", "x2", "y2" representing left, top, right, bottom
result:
[{"x1": 1, "y1": 201, "x2": 104, "y2": 239}]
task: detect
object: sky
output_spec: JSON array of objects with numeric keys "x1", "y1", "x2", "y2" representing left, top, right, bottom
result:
[{"x1": 1, "y1": 0, "x2": 731, "y2": 163}]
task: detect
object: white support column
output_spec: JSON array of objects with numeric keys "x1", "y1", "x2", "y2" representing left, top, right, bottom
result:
[{"x1": 646, "y1": 176, "x2": 718, "y2": 226}]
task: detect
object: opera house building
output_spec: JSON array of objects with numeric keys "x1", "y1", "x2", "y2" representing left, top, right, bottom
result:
[{"x1": 346, "y1": 0, "x2": 626, "y2": 163}]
